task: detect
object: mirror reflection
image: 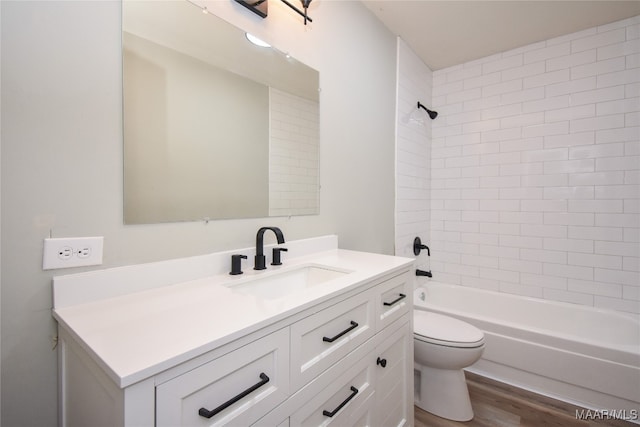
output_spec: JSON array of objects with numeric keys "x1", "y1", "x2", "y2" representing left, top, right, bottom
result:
[{"x1": 123, "y1": 0, "x2": 320, "y2": 224}]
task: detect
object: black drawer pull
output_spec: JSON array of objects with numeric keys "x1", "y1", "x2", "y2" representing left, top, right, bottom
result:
[
  {"x1": 322, "y1": 386, "x2": 359, "y2": 417},
  {"x1": 198, "y1": 373, "x2": 269, "y2": 419},
  {"x1": 377, "y1": 357, "x2": 387, "y2": 368},
  {"x1": 383, "y1": 293, "x2": 406, "y2": 307},
  {"x1": 323, "y1": 321, "x2": 359, "y2": 343}
]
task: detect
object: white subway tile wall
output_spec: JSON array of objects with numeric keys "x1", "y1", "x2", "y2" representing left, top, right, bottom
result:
[
  {"x1": 269, "y1": 88, "x2": 320, "y2": 216},
  {"x1": 395, "y1": 39, "x2": 433, "y2": 272},
  {"x1": 430, "y1": 16, "x2": 640, "y2": 313}
]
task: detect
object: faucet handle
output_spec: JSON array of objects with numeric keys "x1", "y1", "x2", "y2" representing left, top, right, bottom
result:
[
  {"x1": 271, "y1": 247, "x2": 288, "y2": 266},
  {"x1": 413, "y1": 237, "x2": 430, "y2": 256},
  {"x1": 230, "y1": 254, "x2": 248, "y2": 275}
]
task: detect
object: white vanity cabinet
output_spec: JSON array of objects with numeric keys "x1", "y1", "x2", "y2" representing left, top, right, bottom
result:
[
  {"x1": 252, "y1": 271, "x2": 413, "y2": 427},
  {"x1": 254, "y1": 314, "x2": 412, "y2": 427},
  {"x1": 55, "y1": 242, "x2": 414, "y2": 427}
]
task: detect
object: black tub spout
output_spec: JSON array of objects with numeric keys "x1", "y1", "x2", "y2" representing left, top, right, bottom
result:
[{"x1": 416, "y1": 269, "x2": 432, "y2": 277}]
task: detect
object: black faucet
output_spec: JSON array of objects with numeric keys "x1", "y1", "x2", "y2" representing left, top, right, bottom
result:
[{"x1": 254, "y1": 227, "x2": 285, "y2": 270}]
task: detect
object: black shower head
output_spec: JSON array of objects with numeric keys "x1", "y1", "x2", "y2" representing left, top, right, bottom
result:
[{"x1": 417, "y1": 101, "x2": 438, "y2": 120}]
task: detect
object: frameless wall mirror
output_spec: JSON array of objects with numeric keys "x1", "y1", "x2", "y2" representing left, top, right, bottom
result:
[{"x1": 122, "y1": 0, "x2": 320, "y2": 224}]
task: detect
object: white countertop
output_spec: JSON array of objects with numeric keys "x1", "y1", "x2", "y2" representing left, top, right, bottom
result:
[{"x1": 53, "y1": 242, "x2": 413, "y2": 388}]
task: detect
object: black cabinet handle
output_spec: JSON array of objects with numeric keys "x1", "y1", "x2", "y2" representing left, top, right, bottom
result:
[
  {"x1": 377, "y1": 357, "x2": 387, "y2": 368},
  {"x1": 198, "y1": 373, "x2": 269, "y2": 419},
  {"x1": 322, "y1": 386, "x2": 359, "y2": 417},
  {"x1": 383, "y1": 293, "x2": 406, "y2": 307},
  {"x1": 323, "y1": 321, "x2": 359, "y2": 343}
]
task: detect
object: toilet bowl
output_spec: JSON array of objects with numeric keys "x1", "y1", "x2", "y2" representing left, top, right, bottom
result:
[{"x1": 413, "y1": 310, "x2": 485, "y2": 421}]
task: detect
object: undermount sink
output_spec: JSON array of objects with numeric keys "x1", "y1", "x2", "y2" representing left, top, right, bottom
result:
[{"x1": 228, "y1": 265, "x2": 351, "y2": 300}]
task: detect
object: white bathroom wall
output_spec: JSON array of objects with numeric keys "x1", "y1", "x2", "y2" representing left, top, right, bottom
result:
[
  {"x1": 269, "y1": 87, "x2": 320, "y2": 216},
  {"x1": 395, "y1": 39, "x2": 433, "y2": 272},
  {"x1": 0, "y1": 1, "x2": 397, "y2": 425},
  {"x1": 430, "y1": 16, "x2": 640, "y2": 314}
]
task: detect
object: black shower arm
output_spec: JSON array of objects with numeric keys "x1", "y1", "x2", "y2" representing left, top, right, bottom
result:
[{"x1": 417, "y1": 101, "x2": 438, "y2": 120}]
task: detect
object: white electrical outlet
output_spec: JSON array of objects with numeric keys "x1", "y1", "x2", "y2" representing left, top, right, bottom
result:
[{"x1": 43, "y1": 237, "x2": 104, "y2": 270}]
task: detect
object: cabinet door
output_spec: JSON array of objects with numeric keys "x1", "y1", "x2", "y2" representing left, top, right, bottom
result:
[
  {"x1": 156, "y1": 328, "x2": 289, "y2": 427},
  {"x1": 374, "y1": 318, "x2": 413, "y2": 427},
  {"x1": 376, "y1": 271, "x2": 412, "y2": 332},
  {"x1": 290, "y1": 351, "x2": 375, "y2": 427},
  {"x1": 290, "y1": 289, "x2": 375, "y2": 390}
]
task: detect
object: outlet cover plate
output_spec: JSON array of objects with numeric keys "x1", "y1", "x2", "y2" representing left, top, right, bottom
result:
[{"x1": 43, "y1": 237, "x2": 104, "y2": 270}]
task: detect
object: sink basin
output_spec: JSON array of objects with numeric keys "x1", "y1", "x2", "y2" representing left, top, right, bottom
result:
[{"x1": 228, "y1": 265, "x2": 350, "y2": 299}]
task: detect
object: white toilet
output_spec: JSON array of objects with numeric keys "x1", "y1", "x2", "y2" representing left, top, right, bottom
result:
[{"x1": 413, "y1": 310, "x2": 485, "y2": 421}]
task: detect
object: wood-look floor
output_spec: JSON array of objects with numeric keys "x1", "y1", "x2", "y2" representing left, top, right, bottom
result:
[{"x1": 415, "y1": 372, "x2": 637, "y2": 427}]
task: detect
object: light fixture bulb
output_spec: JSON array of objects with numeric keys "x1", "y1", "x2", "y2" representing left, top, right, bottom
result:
[{"x1": 245, "y1": 33, "x2": 271, "y2": 48}]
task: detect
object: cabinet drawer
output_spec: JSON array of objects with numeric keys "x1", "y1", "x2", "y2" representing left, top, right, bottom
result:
[
  {"x1": 376, "y1": 271, "x2": 412, "y2": 332},
  {"x1": 290, "y1": 290, "x2": 375, "y2": 390},
  {"x1": 290, "y1": 351, "x2": 375, "y2": 427},
  {"x1": 156, "y1": 328, "x2": 289, "y2": 427}
]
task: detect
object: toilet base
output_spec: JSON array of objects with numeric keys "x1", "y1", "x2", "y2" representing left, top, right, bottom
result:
[{"x1": 415, "y1": 364, "x2": 474, "y2": 422}]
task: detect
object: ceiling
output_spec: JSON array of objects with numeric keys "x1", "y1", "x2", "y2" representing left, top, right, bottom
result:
[{"x1": 361, "y1": 1, "x2": 640, "y2": 71}]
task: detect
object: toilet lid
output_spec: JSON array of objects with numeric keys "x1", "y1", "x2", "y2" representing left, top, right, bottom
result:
[{"x1": 414, "y1": 311, "x2": 484, "y2": 347}]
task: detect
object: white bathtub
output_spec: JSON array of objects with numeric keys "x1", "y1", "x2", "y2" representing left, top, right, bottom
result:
[{"x1": 414, "y1": 282, "x2": 640, "y2": 419}]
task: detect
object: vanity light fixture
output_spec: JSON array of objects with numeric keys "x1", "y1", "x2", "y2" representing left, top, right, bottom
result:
[
  {"x1": 235, "y1": 0, "x2": 313, "y2": 25},
  {"x1": 235, "y1": 0, "x2": 269, "y2": 18},
  {"x1": 245, "y1": 33, "x2": 271, "y2": 48},
  {"x1": 281, "y1": 0, "x2": 313, "y2": 25},
  {"x1": 417, "y1": 101, "x2": 438, "y2": 120}
]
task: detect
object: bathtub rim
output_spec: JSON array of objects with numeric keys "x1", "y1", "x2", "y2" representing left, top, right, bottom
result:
[
  {"x1": 414, "y1": 282, "x2": 640, "y2": 359},
  {"x1": 419, "y1": 281, "x2": 640, "y2": 322}
]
